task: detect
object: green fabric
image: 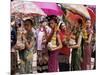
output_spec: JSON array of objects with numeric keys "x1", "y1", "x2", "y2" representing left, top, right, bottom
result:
[
  {"x1": 71, "y1": 48, "x2": 82, "y2": 70},
  {"x1": 19, "y1": 31, "x2": 35, "y2": 74},
  {"x1": 19, "y1": 49, "x2": 33, "y2": 74},
  {"x1": 71, "y1": 30, "x2": 82, "y2": 70}
]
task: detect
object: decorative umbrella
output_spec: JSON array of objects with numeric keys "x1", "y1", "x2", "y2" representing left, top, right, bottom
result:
[
  {"x1": 34, "y1": 2, "x2": 64, "y2": 16},
  {"x1": 11, "y1": 0, "x2": 47, "y2": 16},
  {"x1": 88, "y1": 5, "x2": 96, "y2": 13},
  {"x1": 62, "y1": 4, "x2": 90, "y2": 19},
  {"x1": 87, "y1": 7, "x2": 96, "y2": 26},
  {"x1": 66, "y1": 11, "x2": 82, "y2": 25}
]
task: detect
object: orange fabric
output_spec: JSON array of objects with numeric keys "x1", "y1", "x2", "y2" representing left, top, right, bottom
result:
[{"x1": 67, "y1": 12, "x2": 81, "y2": 22}]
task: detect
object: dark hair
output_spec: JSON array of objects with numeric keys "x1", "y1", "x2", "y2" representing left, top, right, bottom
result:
[
  {"x1": 18, "y1": 23, "x2": 21, "y2": 27},
  {"x1": 77, "y1": 18, "x2": 82, "y2": 25},
  {"x1": 50, "y1": 18, "x2": 58, "y2": 23},
  {"x1": 86, "y1": 18, "x2": 91, "y2": 22},
  {"x1": 84, "y1": 5, "x2": 87, "y2": 7},
  {"x1": 46, "y1": 15, "x2": 58, "y2": 27},
  {"x1": 46, "y1": 15, "x2": 58, "y2": 23},
  {"x1": 11, "y1": 16, "x2": 15, "y2": 22},
  {"x1": 77, "y1": 18, "x2": 83, "y2": 30},
  {"x1": 59, "y1": 23, "x2": 63, "y2": 30},
  {"x1": 39, "y1": 21, "x2": 45, "y2": 24},
  {"x1": 24, "y1": 19, "x2": 33, "y2": 26}
]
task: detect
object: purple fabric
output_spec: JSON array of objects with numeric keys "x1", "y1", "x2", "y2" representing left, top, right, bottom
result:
[
  {"x1": 82, "y1": 43, "x2": 92, "y2": 70},
  {"x1": 48, "y1": 50, "x2": 59, "y2": 72}
]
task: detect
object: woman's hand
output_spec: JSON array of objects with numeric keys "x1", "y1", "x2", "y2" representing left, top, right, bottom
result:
[
  {"x1": 42, "y1": 39, "x2": 47, "y2": 44},
  {"x1": 85, "y1": 40, "x2": 89, "y2": 43},
  {"x1": 50, "y1": 47, "x2": 57, "y2": 51},
  {"x1": 68, "y1": 45, "x2": 80, "y2": 49},
  {"x1": 22, "y1": 34, "x2": 27, "y2": 42}
]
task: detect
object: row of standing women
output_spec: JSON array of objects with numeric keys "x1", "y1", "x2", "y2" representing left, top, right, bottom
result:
[{"x1": 11, "y1": 15, "x2": 95, "y2": 74}]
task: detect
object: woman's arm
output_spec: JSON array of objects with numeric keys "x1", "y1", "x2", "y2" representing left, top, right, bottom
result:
[
  {"x1": 70, "y1": 34, "x2": 76, "y2": 39},
  {"x1": 51, "y1": 33, "x2": 62, "y2": 51},
  {"x1": 46, "y1": 30, "x2": 54, "y2": 44},
  {"x1": 25, "y1": 37, "x2": 34, "y2": 49},
  {"x1": 85, "y1": 33, "x2": 92, "y2": 44},
  {"x1": 69, "y1": 32, "x2": 82, "y2": 48}
]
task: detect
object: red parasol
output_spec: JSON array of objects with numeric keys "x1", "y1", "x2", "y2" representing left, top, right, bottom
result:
[{"x1": 87, "y1": 8, "x2": 96, "y2": 26}]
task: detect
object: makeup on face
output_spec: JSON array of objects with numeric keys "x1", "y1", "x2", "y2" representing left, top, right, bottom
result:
[
  {"x1": 49, "y1": 20, "x2": 56, "y2": 29},
  {"x1": 86, "y1": 20, "x2": 91, "y2": 27}
]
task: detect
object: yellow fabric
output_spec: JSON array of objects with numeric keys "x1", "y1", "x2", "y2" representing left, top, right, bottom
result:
[
  {"x1": 82, "y1": 17, "x2": 88, "y2": 40},
  {"x1": 50, "y1": 25, "x2": 60, "y2": 48},
  {"x1": 50, "y1": 32, "x2": 57, "y2": 48},
  {"x1": 82, "y1": 29, "x2": 88, "y2": 39}
]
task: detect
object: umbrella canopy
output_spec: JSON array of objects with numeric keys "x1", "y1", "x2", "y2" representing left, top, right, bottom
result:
[
  {"x1": 34, "y1": 2, "x2": 64, "y2": 16},
  {"x1": 11, "y1": 0, "x2": 47, "y2": 16},
  {"x1": 65, "y1": 11, "x2": 82, "y2": 25},
  {"x1": 87, "y1": 7, "x2": 96, "y2": 26},
  {"x1": 62, "y1": 4, "x2": 90, "y2": 19},
  {"x1": 88, "y1": 5, "x2": 96, "y2": 13},
  {"x1": 67, "y1": 11, "x2": 81, "y2": 21}
]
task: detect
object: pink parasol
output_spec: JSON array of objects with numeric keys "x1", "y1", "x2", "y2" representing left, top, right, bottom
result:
[{"x1": 34, "y1": 2, "x2": 64, "y2": 16}]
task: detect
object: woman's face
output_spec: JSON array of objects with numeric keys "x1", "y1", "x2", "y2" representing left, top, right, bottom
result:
[
  {"x1": 24, "y1": 24, "x2": 28, "y2": 31},
  {"x1": 49, "y1": 20, "x2": 56, "y2": 29},
  {"x1": 24, "y1": 23, "x2": 32, "y2": 31},
  {"x1": 86, "y1": 20, "x2": 91, "y2": 28},
  {"x1": 61, "y1": 24, "x2": 66, "y2": 31}
]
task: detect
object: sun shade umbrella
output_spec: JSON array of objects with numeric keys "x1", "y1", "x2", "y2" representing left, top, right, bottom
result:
[
  {"x1": 88, "y1": 5, "x2": 96, "y2": 13},
  {"x1": 87, "y1": 7, "x2": 96, "y2": 26},
  {"x1": 66, "y1": 11, "x2": 82, "y2": 25},
  {"x1": 62, "y1": 4, "x2": 90, "y2": 19},
  {"x1": 34, "y1": 2, "x2": 64, "y2": 16},
  {"x1": 11, "y1": 0, "x2": 47, "y2": 16}
]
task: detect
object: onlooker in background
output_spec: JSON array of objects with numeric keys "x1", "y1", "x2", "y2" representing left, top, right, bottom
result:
[
  {"x1": 36, "y1": 21, "x2": 48, "y2": 73},
  {"x1": 17, "y1": 19, "x2": 36, "y2": 74},
  {"x1": 11, "y1": 19, "x2": 17, "y2": 75}
]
